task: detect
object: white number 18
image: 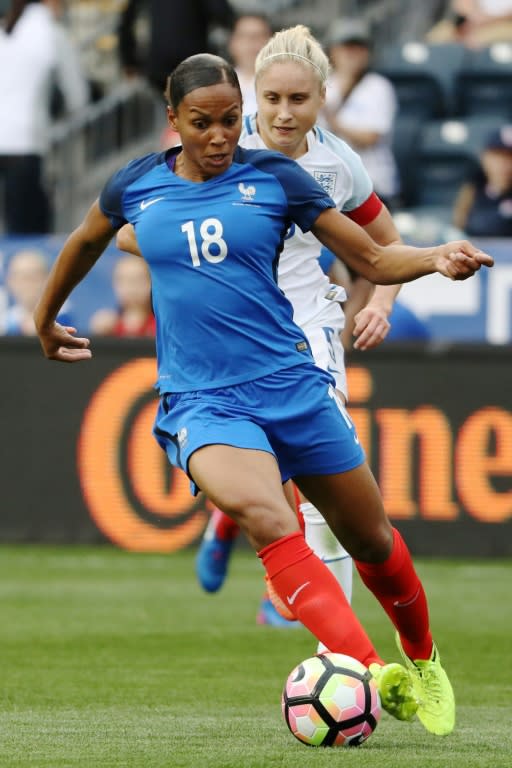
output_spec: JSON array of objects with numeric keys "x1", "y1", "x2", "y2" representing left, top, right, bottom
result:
[{"x1": 181, "y1": 218, "x2": 228, "y2": 267}]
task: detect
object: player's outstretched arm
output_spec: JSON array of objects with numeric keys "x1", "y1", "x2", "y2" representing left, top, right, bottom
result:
[
  {"x1": 311, "y1": 208, "x2": 494, "y2": 285},
  {"x1": 34, "y1": 201, "x2": 116, "y2": 363}
]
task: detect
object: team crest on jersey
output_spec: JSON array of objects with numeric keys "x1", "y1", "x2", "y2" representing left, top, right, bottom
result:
[
  {"x1": 238, "y1": 182, "x2": 256, "y2": 201},
  {"x1": 313, "y1": 171, "x2": 336, "y2": 197}
]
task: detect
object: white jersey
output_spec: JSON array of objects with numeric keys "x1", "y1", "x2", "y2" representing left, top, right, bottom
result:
[{"x1": 240, "y1": 115, "x2": 373, "y2": 329}]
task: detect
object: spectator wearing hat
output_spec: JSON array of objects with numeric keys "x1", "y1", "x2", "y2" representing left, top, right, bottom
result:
[
  {"x1": 321, "y1": 18, "x2": 401, "y2": 209},
  {"x1": 453, "y1": 124, "x2": 512, "y2": 236}
]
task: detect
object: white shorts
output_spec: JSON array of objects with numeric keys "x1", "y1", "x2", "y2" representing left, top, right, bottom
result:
[{"x1": 302, "y1": 315, "x2": 347, "y2": 400}]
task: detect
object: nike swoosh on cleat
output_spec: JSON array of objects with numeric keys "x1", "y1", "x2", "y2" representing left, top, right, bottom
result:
[
  {"x1": 140, "y1": 197, "x2": 165, "y2": 210},
  {"x1": 286, "y1": 581, "x2": 311, "y2": 605}
]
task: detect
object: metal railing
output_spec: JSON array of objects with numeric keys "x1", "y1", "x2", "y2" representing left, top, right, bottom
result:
[{"x1": 46, "y1": 79, "x2": 162, "y2": 233}]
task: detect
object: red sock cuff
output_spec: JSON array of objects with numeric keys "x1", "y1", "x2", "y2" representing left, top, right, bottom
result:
[{"x1": 258, "y1": 531, "x2": 311, "y2": 579}]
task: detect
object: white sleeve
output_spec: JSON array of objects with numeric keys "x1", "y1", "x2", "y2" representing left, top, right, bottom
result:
[
  {"x1": 337, "y1": 142, "x2": 374, "y2": 210},
  {"x1": 320, "y1": 128, "x2": 374, "y2": 210}
]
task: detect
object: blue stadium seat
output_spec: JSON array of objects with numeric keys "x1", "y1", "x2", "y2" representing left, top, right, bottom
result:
[
  {"x1": 376, "y1": 41, "x2": 466, "y2": 118},
  {"x1": 455, "y1": 42, "x2": 512, "y2": 119},
  {"x1": 410, "y1": 116, "x2": 500, "y2": 208}
]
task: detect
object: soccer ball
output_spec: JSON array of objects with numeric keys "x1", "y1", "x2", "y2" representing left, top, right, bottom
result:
[{"x1": 281, "y1": 652, "x2": 381, "y2": 747}]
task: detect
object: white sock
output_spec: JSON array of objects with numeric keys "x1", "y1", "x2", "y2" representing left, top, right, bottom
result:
[{"x1": 300, "y1": 501, "x2": 353, "y2": 653}]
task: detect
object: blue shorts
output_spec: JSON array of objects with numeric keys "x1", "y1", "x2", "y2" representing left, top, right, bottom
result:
[{"x1": 153, "y1": 363, "x2": 365, "y2": 494}]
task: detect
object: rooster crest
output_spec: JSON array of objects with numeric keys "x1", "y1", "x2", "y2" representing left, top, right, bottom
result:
[{"x1": 238, "y1": 182, "x2": 256, "y2": 200}]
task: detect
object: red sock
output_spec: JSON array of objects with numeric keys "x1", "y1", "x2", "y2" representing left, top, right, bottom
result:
[
  {"x1": 258, "y1": 532, "x2": 382, "y2": 667},
  {"x1": 210, "y1": 506, "x2": 239, "y2": 541},
  {"x1": 355, "y1": 527, "x2": 433, "y2": 660}
]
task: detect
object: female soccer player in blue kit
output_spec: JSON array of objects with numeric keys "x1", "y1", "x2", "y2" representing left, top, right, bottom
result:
[
  {"x1": 193, "y1": 24, "x2": 404, "y2": 628},
  {"x1": 34, "y1": 52, "x2": 493, "y2": 736}
]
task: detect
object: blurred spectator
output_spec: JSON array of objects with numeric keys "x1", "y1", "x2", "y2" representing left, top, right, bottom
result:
[
  {"x1": 453, "y1": 124, "x2": 512, "y2": 236},
  {"x1": 227, "y1": 10, "x2": 272, "y2": 115},
  {"x1": 119, "y1": 0, "x2": 235, "y2": 149},
  {"x1": 392, "y1": 2, "x2": 450, "y2": 44},
  {"x1": 321, "y1": 18, "x2": 401, "y2": 209},
  {"x1": 3, "y1": 248, "x2": 73, "y2": 334},
  {"x1": 118, "y1": 0, "x2": 235, "y2": 96},
  {"x1": 0, "y1": 0, "x2": 89, "y2": 234},
  {"x1": 426, "y1": 0, "x2": 512, "y2": 47},
  {"x1": 0, "y1": 249, "x2": 8, "y2": 333},
  {"x1": 89, "y1": 254, "x2": 155, "y2": 337}
]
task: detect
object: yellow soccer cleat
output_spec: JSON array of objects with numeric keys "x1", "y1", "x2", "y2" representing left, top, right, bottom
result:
[
  {"x1": 369, "y1": 662, "x2": 419, "y2": 722},
  {"x1": 395, "y1": 633, "x2": 456, "y2": 736}
]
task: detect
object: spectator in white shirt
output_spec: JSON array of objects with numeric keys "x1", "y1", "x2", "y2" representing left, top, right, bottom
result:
[
  {"x1": 0, "y1": 0, "x2": 88, "y2": 234},
  {"x1": 321, "y1": 18, "x2": 401, "y2": 209}
]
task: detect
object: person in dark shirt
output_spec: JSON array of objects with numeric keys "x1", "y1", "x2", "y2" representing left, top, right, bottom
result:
[
  {"x1": 453, "y1": 125, "x2": 512, "y2": 237},
  {"x1": 118, "y1": 0, "x2": 235, "y2": 94}
]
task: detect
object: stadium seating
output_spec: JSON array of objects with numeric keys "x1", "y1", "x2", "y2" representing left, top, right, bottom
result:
[
  {"x1": 391, "y1": 114, "x2": 423, "y2": 207},
  {"x1": 376, "y1": 41, "x2": 467, "y2": 119},
  {"x1": 454, "y1": 42, "x2": 512, "y2": 120},
  {"x1": 392, "y1": 205, "x2": 463, "y2": 246},
  {"x1": 409, "y1": 115, "x2": 500, "y2": 208},
  {"x1": 382, "y1": 40, "x2": 511, "y2": 209}
]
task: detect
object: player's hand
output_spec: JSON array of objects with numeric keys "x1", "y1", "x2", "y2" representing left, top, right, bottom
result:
[
  {"x1": 37, "y1": 323, "x2": 92, "y2": 363},
  {"x1": 434, "y1": 241, "x2": 494, "y2": 280},
  {"x1": 116, "y1": 223, "x2": 141, "y2": 257},
  {"x1": 352, "y1": 306, "x2": 391, "y2": 350}
]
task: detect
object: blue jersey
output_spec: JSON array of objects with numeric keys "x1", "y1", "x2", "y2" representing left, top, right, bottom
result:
[{"x1": 100, "y1": 146, "x2": 335, "y2": 393}]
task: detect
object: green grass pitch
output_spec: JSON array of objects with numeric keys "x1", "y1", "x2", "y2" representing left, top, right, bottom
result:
[{"x1": 1, "y1": 546, "x2": 510, "y2": 767}]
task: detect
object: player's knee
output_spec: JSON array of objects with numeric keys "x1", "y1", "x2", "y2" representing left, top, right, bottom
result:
[
  {"x1": 226, "y1": 494, "x2": 298, "y2": 549},
  {"x1": 349, "y1": 523, "x2": 394, "y2": 563}
]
